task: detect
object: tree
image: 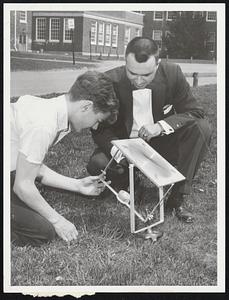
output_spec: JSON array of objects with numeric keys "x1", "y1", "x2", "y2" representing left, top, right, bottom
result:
[{"x1": 163, "y1": 12, "x2": 209, "y2": 59}]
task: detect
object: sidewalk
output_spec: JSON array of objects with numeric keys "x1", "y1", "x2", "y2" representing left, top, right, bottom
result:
[{"x1": 10, "y1": 60, "x2": 216, "y2": 98}]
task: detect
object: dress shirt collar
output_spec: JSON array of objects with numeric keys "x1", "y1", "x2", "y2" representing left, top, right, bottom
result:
[{"x1": 56, "y1": 94, "x2": 70, "y2": 132}]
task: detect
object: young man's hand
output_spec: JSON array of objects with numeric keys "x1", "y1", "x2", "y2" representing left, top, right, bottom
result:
[
  {"x1": 52, "y1": 216, "x2": 78, "y2": 242},
  {"x1": 78, "y1": 176, "x2": 107, "y2": 196}
]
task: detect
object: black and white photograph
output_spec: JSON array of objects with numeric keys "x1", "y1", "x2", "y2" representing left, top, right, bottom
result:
[{"x1": 3, "y1": 3, "x2": 225, "y2": 297}]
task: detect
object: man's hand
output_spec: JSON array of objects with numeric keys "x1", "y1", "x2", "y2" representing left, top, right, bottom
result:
[
  {"x1": 52, "y1": 216, "x2": 78, "y2": 242},
  {"x1": 139, "y1": 123, "x2": 163, "y2": 141},
  {"x1": 78, "y1": 176, "x2": 107, "y2": 196}
]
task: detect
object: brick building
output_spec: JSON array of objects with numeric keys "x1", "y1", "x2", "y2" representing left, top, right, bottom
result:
[
  {"x1": 30, "y1": 11, "x2": 143, "y2": 57},
  {"x1": 142, "y1": 11, "x2": 217, "y2": 59},
  {"x1": 10, "y1": 10, "x2": 216, "y2": 60},
  {"x1": 10, "y1": 10, "x2": 33, "y2": 51}
]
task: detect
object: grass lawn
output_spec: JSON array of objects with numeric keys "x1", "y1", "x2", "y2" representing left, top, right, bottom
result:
[
  {"x1": 11, "y1": 57, "x2": 96, "y2": 72},
  {"x1": 11, "y1": 51, "x2": 97, "y2": 62},
  {"x1": 10, "y1": 85, "x2": 217, "y2": 286}
]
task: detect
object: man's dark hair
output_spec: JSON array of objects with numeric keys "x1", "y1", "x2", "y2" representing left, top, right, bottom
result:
[
  {"x1": 68, "y1": 71, "x2": 119, "y2": 124},
  {"x1": 125, "y1": 37, "x2": 159, "y2": 63}
]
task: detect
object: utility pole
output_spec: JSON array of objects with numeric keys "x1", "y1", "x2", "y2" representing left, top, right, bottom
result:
[
  {"x1": 68, "y1": 19, "x2": 75, "y2": 65},
  {"x1": 71, "y1": 29, "x2": 75, "y2": 65},
  {"x1": 89, "y1": 30, "x2": 92, "y2": 60},
  {"x1": 14, "y1": 11, "x2": 17, "y2": 51}
]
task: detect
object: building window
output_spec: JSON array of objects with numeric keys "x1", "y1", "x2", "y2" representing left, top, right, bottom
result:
[
  {"x1": 135, "y1": 28, "x2": 140, "y2": 37},
  {"x1": 206, "y1": 11, "x2": 216, "y2": 22},
  {"x1": 206, "y1": 32, "x2": 216, "y2": 51},
  {"x1": 112, "y1": 24, "x2": 118, "y2": 47},
  {"x1": 98, "y1": 23, "x2": 105, "y2": 45},
  {"x1": 166, "y1": 11, "x2": 177, "y2": 21},
  {"x1": 36, "y1": 18, "x2": 46, "y2": 41},
  {"x1": 105, "y1": 24, "x2": 111, "y2": 46},
  {"x1": 63, "y1": 18, "x2": 74, "y2": 43},
  {"x1": 19, "y1": 11, "x2": 27, "y2": 23},
  {"x1": 153, "y1": 30, "x2": 162, "y2": 49},
  {"x1": 154, "y1": 11, "x2": 163, "y2": 20},
  {"x1": 90, "y1": 22, "x2": 97, "y2": 45},
  {"x1": 193, "y1": 11, "x2": 204, "y2": 18},
  {"x1": 49, "y1": 18, "x2": 60, "y2": 42},
  {"x1": 124, "y1": 27, "x2": 131, "y2": 46}
]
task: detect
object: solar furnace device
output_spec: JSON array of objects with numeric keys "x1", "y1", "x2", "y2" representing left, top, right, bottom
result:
[{"x1": 100, "y1": 138, "x2": 185, "y2": 235}]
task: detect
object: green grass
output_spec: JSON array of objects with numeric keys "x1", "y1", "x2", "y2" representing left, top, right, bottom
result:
[
  {"x1": 11, "y1": 57, "x2": 96, "y2": 72},
  {"x1": 11, "y1": 51, "x2": 97, "y2": 62},
  {"x1": 11, "y1": 85, "x2": 217, "y2": 286}
]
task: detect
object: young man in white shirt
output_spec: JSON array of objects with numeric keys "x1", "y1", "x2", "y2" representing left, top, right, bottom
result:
[{"x1": 11, "y1": 71, "x2": 119, "y2": 246}]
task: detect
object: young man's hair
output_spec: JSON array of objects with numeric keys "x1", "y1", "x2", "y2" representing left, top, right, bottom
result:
[
  {"x1": 125, "y1": 37, "x2": 159, "y2": 63},
  {"x1": 69, "y1": 71, "x2": 119, "y2": 124}
]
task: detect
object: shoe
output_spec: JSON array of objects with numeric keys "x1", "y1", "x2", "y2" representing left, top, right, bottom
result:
[
  {"x1": 166, "y1": 190, "x2": 194, "y2": 223},
  {"x1": 174, "y1": 206, "x2": 194, "y2": 223}
]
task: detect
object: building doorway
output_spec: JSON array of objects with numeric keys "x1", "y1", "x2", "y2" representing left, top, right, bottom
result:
[{"x1": 18, "y1": 32, "x2": 27, "y2": 51}]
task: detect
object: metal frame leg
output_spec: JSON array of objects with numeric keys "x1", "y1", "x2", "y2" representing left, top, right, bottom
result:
[
  {"x1": 159, "y1": 186, "x2": 164, "y2": 223},
  {"x1": 129, "y1": 164, "x2": 135, "y2": 233}
]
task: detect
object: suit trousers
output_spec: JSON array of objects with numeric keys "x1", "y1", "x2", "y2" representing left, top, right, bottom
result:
[
  {"x1": 87, "y1": 118, "x2": 212, "y2": 203},
  {"x1": 11, "y1": 171, "x2": 56, "y2": 246}
]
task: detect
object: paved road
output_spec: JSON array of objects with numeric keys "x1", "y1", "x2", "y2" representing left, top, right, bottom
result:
[{"x1": 10, "y1": 60, "x2": 217, "y2": 97}]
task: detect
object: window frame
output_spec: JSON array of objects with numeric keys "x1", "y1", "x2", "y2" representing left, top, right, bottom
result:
[
  {"x1": 152, "y1": 29, "x2": 162, "y2": 49},
  {"x1": 124, "y1": 27, "x2": 131, "y2": 46},
  {"x1": 111, "y1": 24, "x2": 118, "y2": 48},
  {"x1": 19, "y1": 11, "x2": 27, "y2": 23},
  {"x1": 206, "y1": 11, "x2": 216, "y2": 22},
  {"x1": 166, "y1": 11, "x2": 176, "y2": 21},
  {"x1": 105, "y1": 23, "x2": 112, "y2": 46},
  {"x1": 63, "y1": 18, "x2": 75, "y2": 43},
  {"x1": 98, "y1": 22, "x2": 105, "y2": 46},
  {"x1": 90, "y1": 21, "x2": 97, "y2": 45},
  {"x1": 135, "y1": 28, "x2": 140, "y2": 37},
  {"x1": 153, "y1": 11, "x2": 163, "y2": 21},
  {"x1": 49, "y1": 18, "x2": 61, "y2": 42},
  {"x1": 192, "y1": 11, "x2": 204, "y2": 18},
  {"x1": 205, "y1": 31, "x2": 216, "y2": 51},
  {"x1": 35, "y1": 17, "x2": 46, "y2": 42}
]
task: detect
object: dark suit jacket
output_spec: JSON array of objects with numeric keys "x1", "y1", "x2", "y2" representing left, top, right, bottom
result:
[{"x1": 92, "y1": 62, "x2": 205, "y2": 157}]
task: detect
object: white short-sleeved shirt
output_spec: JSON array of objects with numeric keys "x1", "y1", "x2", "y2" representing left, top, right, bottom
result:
[{"x1": 11, "y1": 94, "x2": 70, "y2": 171}]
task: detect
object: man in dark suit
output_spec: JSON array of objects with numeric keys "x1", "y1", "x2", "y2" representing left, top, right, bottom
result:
[{"x1": 87, "y1": 37, "x2": 212, "y2": 223}]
